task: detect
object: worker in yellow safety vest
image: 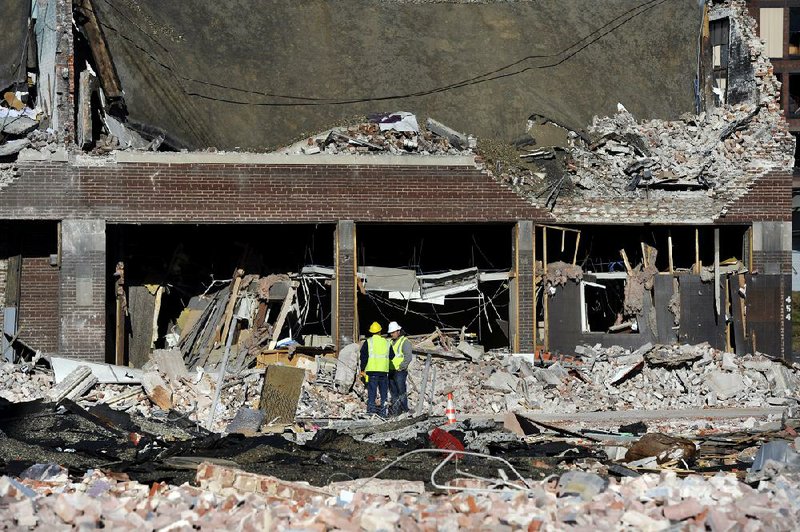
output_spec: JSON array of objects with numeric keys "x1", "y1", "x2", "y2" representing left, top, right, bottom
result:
[
  {"x1": 359, "y1": 321, "x2": 393, "y2": 417},
  {"x1": 387, "y1": 321, "x2": 413, "y2": 416}
]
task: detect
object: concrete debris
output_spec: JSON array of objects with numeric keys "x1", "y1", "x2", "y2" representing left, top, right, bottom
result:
[
  {"x1": 556, "y1": 471, "x2": 607, "y2": 501},
  {"x1": 287, "y1": 114, "x2": 474, "y2": 156},
  {"x1": 0, "y1": 115, "x2": 38, "y2": 136},
  {"x1": 302, "y1": 342, "x2": 798, "y2": 418},
  {"x1": 0, "y1": 138, "x2": 30, "y2": 157}
]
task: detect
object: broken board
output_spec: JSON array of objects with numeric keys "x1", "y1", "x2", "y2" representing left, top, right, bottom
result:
[
  {"x1": 258, "y1": 365, "x2": 305, "y2": 426},
  {"x1": 127, "y1": 285, "x2": 156, "y2": 369}
]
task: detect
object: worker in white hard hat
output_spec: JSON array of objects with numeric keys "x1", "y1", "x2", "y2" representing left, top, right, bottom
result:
[
  {"x1": 387, "y1": 321, "x2": 413, "y2": 416},
  {"x1": 359, "y1": 321, "x2": 393, "y2": 417}
]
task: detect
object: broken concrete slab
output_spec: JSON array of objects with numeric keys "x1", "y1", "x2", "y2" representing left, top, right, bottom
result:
[
  {"x1": 706, "y1": 371, "x2": 746, "y2": 399},
  {"x1": 150, "y1": 348, "x2": 190, "y2": 382},
  {"x1": 484, "y1": 370, "x2": 519, "y2": 393},
  {"x1": 0, "y1": 116, "x2": 38, "y2": 136},
  {"x1": 456, "y1": 341, "x2": 483, "y2": 362},
  {"x1": 425, "y1": 117, "x2": 468, "y2": 149},
  {"x1": 226, "y1": 407, "x2": 265, "y2": 436},
  {"x1": 51, "y1": 357, "x2": 143, "y2": 384},
  {"x1": 0, "y1": 139, "x2": 30, "y2": 157}
]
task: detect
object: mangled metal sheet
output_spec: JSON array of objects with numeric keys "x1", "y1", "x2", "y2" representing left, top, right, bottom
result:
[{"x1": 359, "y1": 266, "x2": 419, "y2": 293}]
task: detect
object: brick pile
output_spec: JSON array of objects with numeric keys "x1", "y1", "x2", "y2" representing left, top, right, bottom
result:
[{"x1": 2, "y1": 461, "x2": 800, "y2": 530}]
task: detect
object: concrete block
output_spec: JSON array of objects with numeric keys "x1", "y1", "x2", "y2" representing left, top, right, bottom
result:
[{"x1": 706, "y1": 371, "x2": 745, "y2": 399}]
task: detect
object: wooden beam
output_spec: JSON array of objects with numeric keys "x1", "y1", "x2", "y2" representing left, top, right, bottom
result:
[
  {"x1": 268, "y1": 286, "x2": 296, "y2": 350},
  {"x1": 725, "y1": 277, "x2": 732, "y2": 352},
  {"x1": 667, "y1": 231, "x2": 674, "y2": 274},
  {"x1": 74, "y1": 0, "x2": 124, "y2": 102},
  {"x1": 219, "y1": 269, "x2": 244, "y2": 345},
  {"x1": 714, "y1": 228, "x2": 720, "y2": 316},
  {"x1": 619, "y1": 249, "x2": 632, "y2": 274},
  {"x1": 114, "y1": 261, "x2": 126, "y2": 366},
  {"x1": 543, "y1": 227, "x2": 549, "y2": 351},
  {"x1": 77, "y1": 69, "x2": 97, "y2": 149},
  {"x1": 536, "y1": 224, "x2": 581, "y2": 234},
  {"x1": 694, "y1": 228, "x2": 701, "y2": 274},
  {"x1": 572, "y1": 231, "x2": 581, "y2": 267}
]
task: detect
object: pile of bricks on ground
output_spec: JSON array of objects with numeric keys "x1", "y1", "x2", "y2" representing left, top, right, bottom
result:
[
  {"x1": 2, "y1": 460, "x2": 800, "y2": 530},
  {"x1": 0, "y1": 360, "x2": 52, "y2": 402},
  {"x1": 300, "y1": 342, "x2": 800, "y2": 419}
]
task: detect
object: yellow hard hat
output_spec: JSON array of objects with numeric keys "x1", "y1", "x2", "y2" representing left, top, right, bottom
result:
[{"x1": 368, "y1": 321, "x2": 382, "y2": 334}]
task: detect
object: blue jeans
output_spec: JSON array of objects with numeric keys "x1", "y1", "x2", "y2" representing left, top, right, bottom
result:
[
  {"x1": 366, "y1": 372, "x2": 388, "y2": 417},
  {"x1": 389, "y1": 370, "x2": 409, "y2": 416}
]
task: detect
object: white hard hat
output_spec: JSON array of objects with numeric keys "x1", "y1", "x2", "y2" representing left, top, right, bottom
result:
[{"x1": 387, "y1": 321, "x2": 401, "y2": 334}]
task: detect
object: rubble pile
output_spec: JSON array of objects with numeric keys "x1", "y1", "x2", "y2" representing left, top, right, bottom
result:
[
  {"x1": 301, "y1": 342, "x2": 800, "y2": 418},
  {"x1": 567, "y1": 0, "x2": 788, "y2": 196},
  {"x1": 288, "y1": 112, "x2": 475, "y2": 156},
  {"x1": 568, "y1": 102, "x2": 784, "y2": 195},
  {"x1": 0, "y1": 358, "x2": 262, "y2": 433},
  {"x1": 2, "y1": 462, "x2": 800, "y2": 530},
  {"x1": 0, "y1": 163, "x2": 20, "y2": 191},
  {"x1": 117, "y1": 366, "x2": 263, "y2": 433},
  {"x1": 0, "y1": 361, "x2": 51, "y2": 402}
]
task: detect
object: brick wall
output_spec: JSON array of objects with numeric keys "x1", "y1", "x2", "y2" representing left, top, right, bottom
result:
[
  {"x1": 0, "y1": 162, "x2": 552, "y2": 223},
  {"x1": 0, "y1": 222, "x2": 59, "y2": 355},
  {"x1": 59, "y1": 220, "x2": 106, "y2": 362},
  {"x1": 18, "y1": 257, "x2": 59, "y2": 353},
  {"x1": 335, "y1": 221, "x2": 356, "y2": 351},
  {"x1": 716, "y1": 170, "x2": 793, "y2": 223}
]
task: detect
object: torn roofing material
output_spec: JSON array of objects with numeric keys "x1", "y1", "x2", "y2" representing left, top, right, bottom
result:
[
  {"x1": 89, "y1": 0, "x2": 701, "y2": 151},
  {"x1": 0, "y1": 0, "x2": 30, "y2": 90}
]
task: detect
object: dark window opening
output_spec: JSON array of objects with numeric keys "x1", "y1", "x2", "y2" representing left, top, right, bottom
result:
[
  {"x1": 711, "y1": 18, "x2": 730, "y2": 105},
  {"x1": 583, "y1": 279, "x2": 629, "y2": 333},
  {"x1": 790, "y1": 8, "x2": 800, "y2": 57},
  {"x1": 790, "y1": 74, "x2": 800, "y2": 118},
  {"x1": 356, "y1": 224, "x2": 512, "y2": 350},
  {"x1": 793, "y1": 132, "x2": 800, "y2": 170}
]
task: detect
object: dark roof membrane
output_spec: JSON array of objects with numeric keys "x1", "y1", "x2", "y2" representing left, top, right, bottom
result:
[{"x1": 91, "y1": 0, "x2": 702, "y2": 151}]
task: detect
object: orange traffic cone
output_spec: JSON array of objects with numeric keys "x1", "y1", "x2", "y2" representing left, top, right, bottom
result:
[{"x1": 445, "y1": 392, "x2": 457, "y2": 424}]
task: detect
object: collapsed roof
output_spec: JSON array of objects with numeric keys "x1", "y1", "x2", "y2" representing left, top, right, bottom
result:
[{"x1": 88, "y1": 0, "x2": 702, "y2": 151}]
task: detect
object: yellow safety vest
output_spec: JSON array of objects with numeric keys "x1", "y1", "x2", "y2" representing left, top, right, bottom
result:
[
  {"x1": 391, "y1": 336, "x2": 408, "y2": 371},
  {"x1": 364, "y1": 335, "x2": 390, "y2": 373}
]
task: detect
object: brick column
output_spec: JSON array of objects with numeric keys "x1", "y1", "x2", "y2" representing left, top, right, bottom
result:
[
  {"x1": 333, "y1": 220, "x2": 356, "y2": 352},
  {"x1": 510, "y1": 221, "x2": 535, "y2": 352},
  {"x1": 59, "y1": 219, "x2": 106, "y2": 362}
]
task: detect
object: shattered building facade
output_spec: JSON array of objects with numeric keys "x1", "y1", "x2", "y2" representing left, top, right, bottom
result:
[{"x1": 0, "y1": 0, "x2": 794, "y2": 367}]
